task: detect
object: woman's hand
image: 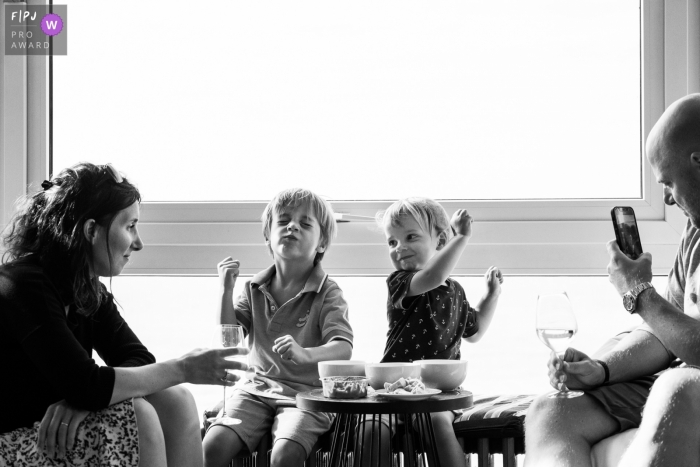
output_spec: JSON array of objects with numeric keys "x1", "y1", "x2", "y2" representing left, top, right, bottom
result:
[
  {"x1": 548, "y1": 348, "x2": 605, "y2": 391},
  {"x1": 37, "y1": 400, "x2": 90, "y2": 459},
  {"x1": 217, "y1": 257, "x2": 240, "y2": 291},
  {"x1": 178, "y1": 347, "x2": 249, "y2": 386},
  {"x1": 272, "y1": 335, "x2": 307, "y2": 364}
]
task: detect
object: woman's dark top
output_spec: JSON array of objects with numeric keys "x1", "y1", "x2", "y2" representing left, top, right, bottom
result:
[{"x1": 0, "y1": 256, "x2": 155, "y2": 433}]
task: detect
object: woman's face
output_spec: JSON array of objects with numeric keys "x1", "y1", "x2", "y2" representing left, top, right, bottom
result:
[{"x1": 91, "y1": 202, "x2": 144, "y2": 277}]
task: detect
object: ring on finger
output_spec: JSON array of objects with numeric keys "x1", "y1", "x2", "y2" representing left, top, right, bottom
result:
[
  {"x1": 220, "y1": 370, "x2": 228, "y2": 383},
  {"x1": 60, "y1": 422, "x2": 69, "y2": 427}
]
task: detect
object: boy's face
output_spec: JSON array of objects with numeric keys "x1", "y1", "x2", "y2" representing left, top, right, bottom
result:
[
  {"x1": 268, "y1": 203, "x2": 325, "y2": 265},
  {"x1": 384, "y1": 215, "x2": 443, "y2": 271}
]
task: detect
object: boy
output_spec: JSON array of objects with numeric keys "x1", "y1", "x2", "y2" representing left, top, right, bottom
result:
[
  {"x1": 203, "y1": 188, "x2": 353, "y2": 467},
  {"x1": 362, "y1": 198, "x2": 503, "y2": 467}
]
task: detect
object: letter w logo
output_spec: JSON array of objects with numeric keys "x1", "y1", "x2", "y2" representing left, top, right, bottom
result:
[{"x1": 45, "y1": 20, "x2": 58, "y2": 30}]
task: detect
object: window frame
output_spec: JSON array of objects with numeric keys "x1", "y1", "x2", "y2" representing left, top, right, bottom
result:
[{"x1": 2, "y1": 0, "x2": 698, "y2": 275}]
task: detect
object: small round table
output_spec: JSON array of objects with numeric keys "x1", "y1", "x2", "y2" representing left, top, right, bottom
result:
[{"x1": 296, "y1": 389, "x2": 473, "y2": 467}]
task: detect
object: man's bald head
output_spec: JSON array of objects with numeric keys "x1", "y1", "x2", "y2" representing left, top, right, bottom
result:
[
  {"x1": 647, "y1": 93, "x2": 700, "y2": 228},
  {"x1": 647, "y1": 93, "x2": 700, "y2": 166}
]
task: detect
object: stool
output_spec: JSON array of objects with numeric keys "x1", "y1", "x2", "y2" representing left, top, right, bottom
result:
[{"x1": 453, "y1": 394, "x2": 534, "y2": 467}]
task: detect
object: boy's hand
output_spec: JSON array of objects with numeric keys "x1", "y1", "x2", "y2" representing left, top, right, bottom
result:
[
  {"x1": 272, "y1": 335, "x2": 306, "y2": 365},
  {"x1": 217, "y1": 257, "x2": 240, "y2": 290},
  {"x1": 484, "y1": 266, "x2": 503, "y2": 295},
  {"x1": 450, "y1": 209, "x2": 473, "y2": 239}
]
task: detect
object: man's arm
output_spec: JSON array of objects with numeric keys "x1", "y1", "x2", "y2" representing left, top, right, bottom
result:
[
  {"x1": 551, "y1": 329, "x2": 672, "y2": 390},
  {"x1": 607, "y1": 239, "x2": 700, "y2": 366}
]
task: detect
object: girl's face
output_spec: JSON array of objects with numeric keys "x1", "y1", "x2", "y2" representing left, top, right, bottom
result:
[
  {"x1": 91, "y1": 202, "x2": 144, "y2": 277},
  {"x1": 384, "y1": 215, "x2": 444, "y2": 271}
]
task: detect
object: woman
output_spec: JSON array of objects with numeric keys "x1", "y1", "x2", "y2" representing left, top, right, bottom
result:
[{"x1": 0, "y1": 163, "x2": 245, "y2": 466}]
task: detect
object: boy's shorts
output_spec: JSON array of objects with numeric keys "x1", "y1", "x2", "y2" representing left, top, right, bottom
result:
[
  {"x1": 585, "y1": 374, "x2": 657, "y2": 432},
  {"x1": 208, "y1": 389, "x2": 335, "y2": 457}
]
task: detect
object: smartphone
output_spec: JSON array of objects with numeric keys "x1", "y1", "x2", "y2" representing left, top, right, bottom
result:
[{"x1": 611, "y1": 206, "x2": 643, "y2": 260}]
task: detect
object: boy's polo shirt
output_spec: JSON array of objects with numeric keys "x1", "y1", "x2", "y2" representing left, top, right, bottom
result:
[{"x1": 235, "y1": 262, "x2": 353, "y2": 399}]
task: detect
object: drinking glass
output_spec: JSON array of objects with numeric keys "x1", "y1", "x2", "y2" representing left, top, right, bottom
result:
[
  {"x1": 211, "y1": 324, "x2": 247, "y2": 426},
  {"x1": 535, "y1": 292, "x2": 584, "y2": 399}
]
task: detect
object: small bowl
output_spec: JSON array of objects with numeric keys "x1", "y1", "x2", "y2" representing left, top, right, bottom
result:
[
  {"x1": 318, "y1": 360, "x2": 366, "y2": 378},
  {"x1": 420, "y1": 359, "x2": 467, "y2": 390},
  {"x1": 365, "y1": 362, "x2": 421, "y2": 389},
  {"x1": 320, "y1": 376, "x2": 369, "y2": 399}
]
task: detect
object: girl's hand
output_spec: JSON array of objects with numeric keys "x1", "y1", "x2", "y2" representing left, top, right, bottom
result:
[
  {"x1": 450, "y1": 209, "x2": 473, "y2": 239},
  {"x1": 37, "y1": 400, "x2": 90, "y2": 460},
  {"x1": 272, "y1": 335, "x2": 307, "y2": 364},
  {"x1": 178, "y1": 347, "x2": 249, "y2": 386},
  {"x1": 217, "y1": 257, "x2": 240, "y2": 290},
  {"x1": 484, "y1": 266, "x2": 503, "y2": 295}
]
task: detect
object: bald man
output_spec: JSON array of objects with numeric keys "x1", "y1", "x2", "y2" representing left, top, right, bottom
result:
[{"x1": 524, "y1": 93, "x2": 700, "y2": 467}]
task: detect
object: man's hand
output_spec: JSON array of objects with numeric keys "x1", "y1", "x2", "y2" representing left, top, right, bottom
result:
[
  {"x1": 37, "y1": 400, "x2": 90, "y2": 460},
  {"x1": 450, "y1": 209, "x2": 473, "y2": 239},
  {"x1": 606, "y1": 240, "x2": 653, "y2": 296},
  {"x1": 548, "y1": 348, "x2": 606, "y2": 391},
  {"x1": 217, "y1": 257, "x2": 240, "y2": 290},
  {"x1": 484, "y1": 266, "x2": 503, "y2": 296},
  {"x1": 272, "y1": 335, "x2": 307, "y2": 364}
]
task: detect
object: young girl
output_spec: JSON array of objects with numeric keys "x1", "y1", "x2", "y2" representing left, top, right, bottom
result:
[{"x1": 364, "y1": 197, "x2": 503, "y2": 467}]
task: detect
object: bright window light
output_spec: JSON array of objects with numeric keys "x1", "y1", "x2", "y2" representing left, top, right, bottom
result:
[{"x1": 54, "y1": 1, "x2": 640, "y2": 202}]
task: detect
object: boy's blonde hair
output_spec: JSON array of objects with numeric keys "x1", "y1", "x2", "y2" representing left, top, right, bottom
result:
[
  {"x1": 377, "y1": 197, "x2": 452, "y2": 240},
  {"x1": 262, "y1": 188, "x2": 336, "y2": 264}
]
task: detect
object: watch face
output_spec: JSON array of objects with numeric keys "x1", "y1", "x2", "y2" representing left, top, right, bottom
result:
[{"x1": 623, "y1": 294, "x2": 635, "y2": 312}]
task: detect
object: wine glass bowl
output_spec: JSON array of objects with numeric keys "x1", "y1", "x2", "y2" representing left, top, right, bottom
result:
[
  {"x1": 211, "y1": 324, "x2": 247, "y2": 425},
  {"x1": 535, "y1": 292, "x2": 584, "y2": 399}
]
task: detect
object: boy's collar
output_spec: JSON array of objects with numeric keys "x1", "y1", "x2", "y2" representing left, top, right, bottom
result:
[{"x1": 251, "y1": 262, "x2": 328, "y2": 294}]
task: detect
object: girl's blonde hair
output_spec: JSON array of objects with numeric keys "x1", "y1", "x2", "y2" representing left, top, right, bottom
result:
[
  {"x1": 262, "y1": 188, "x2": 336, "y2": 264},
  {"x1": 377, "y1": 197, "x2": 452, "y2": 239}
]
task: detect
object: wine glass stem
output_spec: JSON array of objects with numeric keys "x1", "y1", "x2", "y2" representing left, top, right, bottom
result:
[{"x1": 223, "y1": 384, "x2": 226, "y2": 416}]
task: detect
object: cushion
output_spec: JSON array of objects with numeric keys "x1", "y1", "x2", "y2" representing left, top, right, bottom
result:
[{"x1": 453, "y1": 394, "x2": 534, "y2": 455}]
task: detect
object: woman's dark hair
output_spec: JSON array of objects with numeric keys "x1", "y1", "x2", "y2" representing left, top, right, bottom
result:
[{"x1": 1, "y1": 162, "x2": 141, "y2": 316}]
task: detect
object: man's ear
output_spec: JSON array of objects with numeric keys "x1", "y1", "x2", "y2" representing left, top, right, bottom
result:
[
  {"x1": 691, "y1": 152, "x2": 700, "y2": 168},
  {"x1": 436, "y1": 231, "x2": 448, "y2": 250},
  {"x1": 83, "y1": 219, "x2": 97, "y2": 243},
  {"x1": 317, "y1": 241, "x2": 327, "y2": 253}
]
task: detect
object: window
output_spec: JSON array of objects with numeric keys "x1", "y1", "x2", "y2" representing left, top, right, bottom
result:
[
  {"x1": 54, "y1": 1, "x2": 641, "y2": 202},
  {"x1": 2, "y1": 1, "x2": 697, "y2": 274}
]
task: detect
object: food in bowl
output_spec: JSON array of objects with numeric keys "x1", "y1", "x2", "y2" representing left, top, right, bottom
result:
[
  {"x1": 384, "y1": 377, "x2": 426, "y2": 395},
  {"x1": 318, "y1": 360, "x2": 366, "y2": 377},
  {"x1": 365, "y1": 362, "x2": 421, "y2": 389},
  {"x1": 419, "y1": 359, "x2": 467, "y2": 390},
  {"x1": 320, "y1": 376, "x2": 369, "y2": 399}
]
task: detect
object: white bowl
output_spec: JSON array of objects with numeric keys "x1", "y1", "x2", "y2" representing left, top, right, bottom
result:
[
  {"x1": 420, "y1": 359, "x2": 467, "y2": 390},
  {"x1": 318, "y1": 360, "x2": 366, "y2": 377},
  {"x1": 365, "y1": 362, "x2": 421, "y2": 389}
]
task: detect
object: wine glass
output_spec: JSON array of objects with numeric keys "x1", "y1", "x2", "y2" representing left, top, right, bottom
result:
[
  {"x1": 211, "y1": 324, "x2": 247, "y2": 426},
  {"x1": 535, "y1": 292, "x2": 584, "y2": 399}
]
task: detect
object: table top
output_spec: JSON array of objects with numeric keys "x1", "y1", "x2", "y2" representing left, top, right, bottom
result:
[{"x1": 296, "y1": 388, "x2": 473, "y2": 414}]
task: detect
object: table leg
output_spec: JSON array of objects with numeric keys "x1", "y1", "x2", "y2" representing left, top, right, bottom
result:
[
  {"x1": 423, "y1": 412, "x2": 441, "y2": 467},
  {"x1": 353, "y1": 414, "x2": 366, "y2": 467},
  {"x1": 329, "y1": 413, "x2": 348, "y2": 466},
  {"x1": 403, "y1": 413, "x2": 416, "y2": 467}
]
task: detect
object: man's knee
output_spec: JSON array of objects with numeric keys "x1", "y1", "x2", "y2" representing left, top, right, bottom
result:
[{"x1": 647, "y1": 368, "x2": 700, "y2": 416}]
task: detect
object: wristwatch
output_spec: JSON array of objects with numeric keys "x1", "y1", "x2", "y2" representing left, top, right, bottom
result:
[{"x1": 622, "y1": 282, "x2": 654, "y2": 313}]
